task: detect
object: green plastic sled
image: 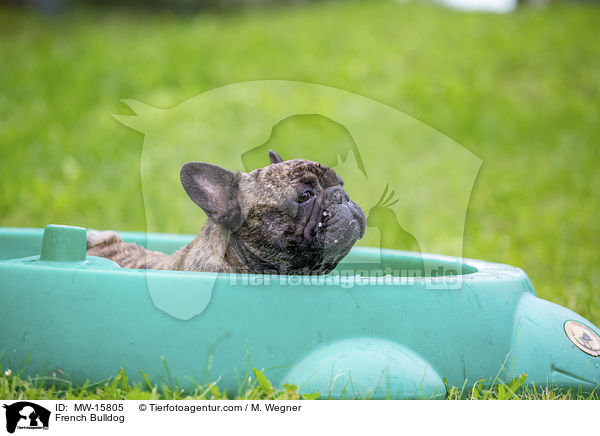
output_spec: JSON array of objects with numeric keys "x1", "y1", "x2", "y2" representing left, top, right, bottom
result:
[{"x1": 1, "y1": 225, "x2": 599, "y2": 399}]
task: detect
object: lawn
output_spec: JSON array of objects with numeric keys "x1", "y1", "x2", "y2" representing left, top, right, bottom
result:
[{"x1": 0, "y1": 0, "x2": 599, "y2": 399}]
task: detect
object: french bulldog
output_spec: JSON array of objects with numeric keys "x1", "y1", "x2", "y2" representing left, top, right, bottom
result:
[{"x1": 87, "y1": 150, "x2": 366, "y2": 275}]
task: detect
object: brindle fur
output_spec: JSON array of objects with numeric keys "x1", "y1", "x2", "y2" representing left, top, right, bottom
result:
[
  {"x1": 86, "y1": 230, "x2": 171, "y2": 269},
  {"x1": 87, "y1": 151, "x2": 366, "y2": 274}
]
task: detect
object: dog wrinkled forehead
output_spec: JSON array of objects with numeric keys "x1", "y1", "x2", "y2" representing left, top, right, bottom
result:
[{"x1": 251, "y1": 159, "x2": 341, "y2": 190}]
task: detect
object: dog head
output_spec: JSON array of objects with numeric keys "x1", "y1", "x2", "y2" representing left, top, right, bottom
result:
[{"x1": 180, "y1": 150, "x2": 366, "y2": 274}]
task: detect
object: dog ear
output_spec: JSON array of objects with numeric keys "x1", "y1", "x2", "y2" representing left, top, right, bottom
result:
[
  {"x1": 269, "y1": 149, "x2": 283, "y2": 164},
  {"x1": 180, "y1": 162, "x2": 243, "y2": 231}
]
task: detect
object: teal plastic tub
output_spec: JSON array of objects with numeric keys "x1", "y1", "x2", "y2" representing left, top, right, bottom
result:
[{"x1": 1, "y1": 225, "x2": 599, "y2": 399}]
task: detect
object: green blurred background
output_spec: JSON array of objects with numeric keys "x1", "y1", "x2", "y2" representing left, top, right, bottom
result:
[{"x1": 0, "y1": 0, "x2": 598, "y2": 325}]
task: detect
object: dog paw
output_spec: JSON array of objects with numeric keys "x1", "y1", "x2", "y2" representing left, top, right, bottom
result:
[{"x1": 86, "y1": 230, "x2": 123, "y2": 249}]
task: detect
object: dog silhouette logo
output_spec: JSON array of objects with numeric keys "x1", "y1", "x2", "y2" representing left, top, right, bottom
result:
[{"x1": 3, "y1": 402, "x2": 50, "y2": 433}]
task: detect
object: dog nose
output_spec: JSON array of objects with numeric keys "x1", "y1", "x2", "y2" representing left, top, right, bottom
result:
[{"x1": 324, "y1": 186, "x2": 346, "y2": 205}]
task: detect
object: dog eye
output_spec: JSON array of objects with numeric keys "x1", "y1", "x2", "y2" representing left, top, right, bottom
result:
[{"x1": 297, "y1": 190, "x2": 313, "y2": 203}]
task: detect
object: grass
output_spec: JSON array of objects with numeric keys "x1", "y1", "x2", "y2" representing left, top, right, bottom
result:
[
  {"x1": 0, "y1": 363, "x2": 325, "y2": 400},
  {"x1": 1, "y1": 0, "x2": 599, "y2": 399},
  {"x1": 2, "y1": 366, "x2": 599, "y2": 400}
]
